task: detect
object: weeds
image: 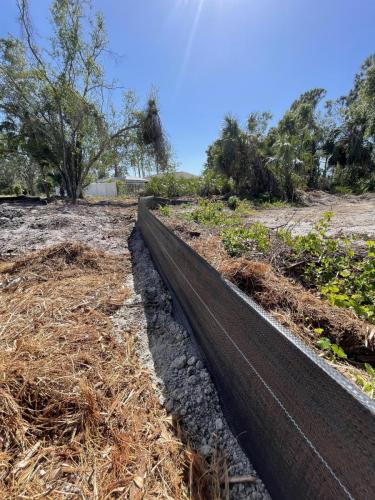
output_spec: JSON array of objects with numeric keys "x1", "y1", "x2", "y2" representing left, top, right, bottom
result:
[
  {"x1": 220, "y1": 212, "x2": 375, "y2": 326},
  {"x1": 159, "y1": 204, "x2": 171, "y2": 216},
  {"x1": 222, "y1": 224, "x2": 270, "y2": 256},
  {"x1": 279, "y1": 214, "x2": 375, "y2": 325},
  {"x1": 355, "y1": 363, "x2": 375, "y2": 399},
  {"x1": 227, "y1": 196, "x2": 240, "y2": 210},
  {"x1": 187, "y1": 199, "x2": 239, "y2": 226}
]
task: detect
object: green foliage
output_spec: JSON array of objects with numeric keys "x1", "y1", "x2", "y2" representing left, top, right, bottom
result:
[
  {"x1": 0, "y1": 1, "x2": 167, "y2": 202},
  {"x1": 144, "y1": 172, "x2": 233, "y2": 198},
  {"x1": 145, "y1": 173, "x2": 199, "y2": 198},
  {"x1": 355, "y1": 363, "x2": 375, "y2": 399},
  {"x1": 228, "y1": 195, "x2": 240, "y2": 210},
  {"x1": 187, "y1": 199, "x2": 224, "y2": 226},
  {"x1": 158, "y1": 205, "x2": 171, "y2": 217},
  {"x1": 222, "y1": 223, "x2": 270, "y2": 256},
  {"x1": 234, "y1": 199, "x2": 255, "y2": 215},
  {"x1": 315, "y1": 327, "x2": 374, "y2": 398},
  {"x1": 116, "y1": 180, "x2": 126, "y2": 196},
  {"x1": 278, "y1": 214, "x2": 375, "y2": 324},
  {"x1": 316, "y1": 335, "x2": 347, "y2": 360},
  {"x1": 218, "y1": 210, "x2": 375, "y2": 325},
  {"x1": 200, "y1": 170, "x2": 234, "y2": 196},
  {"x1": 204, "y1": 55, "x2": 375, "y2": 199},
  {"x1": 187, "y1": 199, "x2": 239, "y2": 227},
  {"x1": 12, "y1": 183, "x2": 23, "y2": 196}
]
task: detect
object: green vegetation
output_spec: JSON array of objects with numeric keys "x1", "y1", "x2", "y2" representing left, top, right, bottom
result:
[
  {"x1": 315, "y1": 330, "x2": 348, "y2": 360},
  {"x1": 222, "y1": 223, "x2": 270, "y2": 255},
  {"x1": 186, "y1": 199, "x2": 239, "y2": 227},
  {"x1": 205, "y1": 55, "x2": 375, "y2": 200},
  {"x1": 0, "y1": 0, "x2": 169, "y2": 202},
  {"x1": 158, "y1": 204, "x2": 171, "y2": 217},
  {"x1": 144, "y1": 171, "x2": 233, "y2": 198},
  {"x1": 177, "y1": 201, "x2": 375, "y2": 396},
  {"x1": 356, "y1": 363, "x2": 375, "y2": 399},
  {"x1": 185, "y1": 203, "x2": 375, "y2": 327},
  {"x1": 227, "y1": 195, "x2": 240, "y2": 210}
]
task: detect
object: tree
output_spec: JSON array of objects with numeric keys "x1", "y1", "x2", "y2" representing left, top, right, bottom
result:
[{"x1": 0, "y1": 0, "x2": 168, "y2": 202}]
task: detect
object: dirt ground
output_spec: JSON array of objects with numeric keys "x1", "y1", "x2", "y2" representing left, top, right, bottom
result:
[
  {"x1": 251, "y1": 191, "x2": 375, "y2": 237},
  {"x1": 0, "y1": 200, "x2": 137, "y2": 258}
]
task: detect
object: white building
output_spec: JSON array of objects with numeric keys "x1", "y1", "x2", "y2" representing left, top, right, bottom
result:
[{"x1": 84, "y1": 175, "x2": 149, "y2": 197}]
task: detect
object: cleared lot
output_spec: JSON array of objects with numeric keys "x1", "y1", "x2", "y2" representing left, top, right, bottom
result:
[
  {"x1": 0, "y1": 200, "x2": 191, "y2": 499},
  {"x1": 250, "y1": 191, "x2": 375, "y2": 237}
]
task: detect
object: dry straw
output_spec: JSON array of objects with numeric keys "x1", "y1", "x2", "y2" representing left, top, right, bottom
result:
[{"x1": 0, "y1": 242, "x2": 195, "y2": 498}]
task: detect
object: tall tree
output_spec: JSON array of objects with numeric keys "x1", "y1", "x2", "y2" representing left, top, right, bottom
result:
[{"x1": 0, "y1": 0, "x2": 167, "y2": 201}]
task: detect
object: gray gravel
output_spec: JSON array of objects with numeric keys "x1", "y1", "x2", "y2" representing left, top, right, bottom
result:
[{"x1": 118, "y1": 228, "x2": 271, "y2": 500}]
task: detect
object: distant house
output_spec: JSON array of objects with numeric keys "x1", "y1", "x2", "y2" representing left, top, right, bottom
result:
[{"x1": 84, "y1": 175, "x2": 149, "y2": 197}]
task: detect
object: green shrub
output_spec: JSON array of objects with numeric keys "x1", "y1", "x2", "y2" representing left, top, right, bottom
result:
[
  {"x1": 356, "y1": 363, "x2": 375, "y2": 399},
  {"x1": 12, "y1": 183, "x2": 23, "y2": 196},
  {"x1": 144, "y1": 173, "x2": 200, "y2": 198},
  {"x1": 228, "y1": 195, "x2": 240, "y2": 210},
  {"x1": 199, "y1": 171, "x2": 234, "y2": 196},
  {"x1": 116, "y1": 180, "x2": 126, "y2": 196},
  {"x1": 332, "y1": 185, "x2": 353, "y2": 195},
  {"x1": 158, "y1": 205, "x2": 171, "y2": 216},
  {"x1": 222, "y1": 222, "x2": 270, "y2": 256},
  {"x1": 277, "y1": 213, "x2": 375, "y2": 324},
  {"x1": 187, "y1": 199, "x2": 239, "y2": 226}
]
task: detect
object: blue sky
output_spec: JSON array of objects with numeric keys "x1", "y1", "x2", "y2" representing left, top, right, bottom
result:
[{"x1": 1, "y1": 0, "x2": 375, "y2": 174}]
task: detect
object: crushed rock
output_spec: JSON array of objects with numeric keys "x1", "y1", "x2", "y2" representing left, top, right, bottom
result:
[{"x1": 117, "y1": 228, "x2": 271, "y2": 500}]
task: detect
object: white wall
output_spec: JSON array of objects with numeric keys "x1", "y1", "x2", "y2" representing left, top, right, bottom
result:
[{"x1": 84, "y1": 182, "x2": 117, "y2": 197}]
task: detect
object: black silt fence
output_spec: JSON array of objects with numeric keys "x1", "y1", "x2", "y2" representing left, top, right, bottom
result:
[{"x1": 138, "y1": 196, "x2": 375, "y2": 500}]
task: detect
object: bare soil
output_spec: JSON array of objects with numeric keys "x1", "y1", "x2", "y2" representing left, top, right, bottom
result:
[
  {"x1": 0, "y1": 200, "x2": 137, "y2": 258},
  {"x1": 251, "y1": 191, "x2": 375, "y2": 237}
]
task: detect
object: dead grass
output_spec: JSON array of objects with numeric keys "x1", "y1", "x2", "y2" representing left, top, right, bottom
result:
[
  {"x1": 190, "y1": 237, "x2": 375, "y2": 363},
  {"x1": 0, "y1": 242, "x2": 193, "y2": 498}
]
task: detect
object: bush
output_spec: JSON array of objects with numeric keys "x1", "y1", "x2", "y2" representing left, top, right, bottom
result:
[
  {"x1": 145, "y1": 173, "x2": 200, "y2": 198},
  {"x1": 187, "y1": 199, "x2": 239, "y2": 226},
  {"x1": 228, "y1": 195, "x2": 240, "y2": 210},
  {"x1": 12, "y1": 183, "x2": 23, "y2": 196},
  {"x1": 116, "y1": 180, "x2": 126, "y2": 196},
  {"x1": 158, "y1": 205, "x2": 171, "y2": 216},
  {"x1": 199, "y1": 171, "x2": 234, "y2": 197},
  {"x1": 144, "y1": 172, "x2": 236, "y2": 198},
  {"x1": 222, "y1": 223, "x2": 270, "y2": 256},
  {"x1": 277, "y1": 213, "x2": 375, "y2": 324}
]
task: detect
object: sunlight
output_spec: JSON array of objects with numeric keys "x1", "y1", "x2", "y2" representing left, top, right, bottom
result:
[{"x1": 175, "y1": 0, "x2": 205, "y2": 92}]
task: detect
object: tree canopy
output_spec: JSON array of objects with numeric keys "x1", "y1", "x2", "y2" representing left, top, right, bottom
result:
[
  {"x1": 205, "y1": 55, "x2": 375, "y2": 200},
  {"x1": 0, "y1": 0, "x2": 169, "y2": 200}
]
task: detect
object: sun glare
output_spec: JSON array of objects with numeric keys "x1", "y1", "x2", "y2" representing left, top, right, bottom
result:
[{"x1": 175, "y1": 0, "x2": 205, "y2": 93}]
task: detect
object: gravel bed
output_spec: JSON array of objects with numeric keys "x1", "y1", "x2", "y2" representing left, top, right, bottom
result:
[{"x1": 118, "y1": 228, "x2": 271, "y2": 500}]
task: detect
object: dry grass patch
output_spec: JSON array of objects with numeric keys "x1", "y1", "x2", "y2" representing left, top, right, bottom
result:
[{"x1": 0, "y1": 242, "x2": 191, "y2": 498}]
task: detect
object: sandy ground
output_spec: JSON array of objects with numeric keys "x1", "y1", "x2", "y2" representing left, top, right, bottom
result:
[
  {"x1": 0, "y1": 200, "x2": 137, "y2": 258},
  {"x1": 250, "y1": 191, "x2": 375, "y2": 237}
]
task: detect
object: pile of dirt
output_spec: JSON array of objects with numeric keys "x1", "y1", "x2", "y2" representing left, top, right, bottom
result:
[{"x1": 0, "y1": 242, "x2": 190, "y2": 498}]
